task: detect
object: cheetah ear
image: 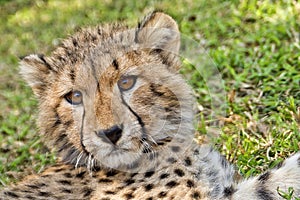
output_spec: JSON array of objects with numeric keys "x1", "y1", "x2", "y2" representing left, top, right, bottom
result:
[
  {"x1": 136, "y1": 12, "x2": 181, "y2": 70},
  {"x1": 20, "y1": 54, "x2": 54, "y2": 98}
]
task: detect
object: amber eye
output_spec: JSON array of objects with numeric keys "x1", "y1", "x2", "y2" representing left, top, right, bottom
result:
[
  {"x1": 65, "y1": 90, "x2": 83, "y2": 105},
  {"x1": 118, "y1": 75, "x2": 137, "y2": 91}
]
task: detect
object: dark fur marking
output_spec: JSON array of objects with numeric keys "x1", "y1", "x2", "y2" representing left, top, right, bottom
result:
[
  {"x1": 37, "y1": 54, "x2": 53, "y2": 71},
  {"x1": 26, "y1": 183, "x2": 46, "y2": 188},
  {"x1": 83, "y1": 187, "x2": 94, "y2": 197},
  {"x1": 124, "y1": 192, "x2": 134, "y2": 199},
  {"x1": 69, "y1": 69, "x2": 76, "y2": 81},
  {"x1": 160, "y1": 173, "x2": 170, "y2": 179},
  {"x1": 98, "y1": 178, "x2": 113, "y2": 183},
  {"x1": 61, "y1": 188, "x2": 72, "y2": 193},
  {"x1": 186, "y1": 180, "x2": 195, "y2": 188},
  {"x1": 106, "y1": 170, "x2": 119, "y2": 177},
  {"x1": 144, "y1": 170, "x2": 155, "y2": 178},
  {"x1": 257, "y1": 187, "x2": 275, "y2": 200},
  {"x1": 165, "y1": 180, "x2": 178, "y2": 188},
  {"x1": 112, "y1": 59, "x2": 119, "y2": 70},
  {"x1": 144, "y1": 184, "x2": 154, "y2": 191},
  {"x1": 184, "y1": 157, "x2": 192, "y2": 166},
  {"x1": 158, "y1": 191, "x2": 167, "y2": 198},
  {"x1": 192, "y1": 191, "x2": 201, "y2": 199},
  {"x1": 105, "y1": 190, "x2": 116, "y2": 195},
  {"x1": 58, "y1": 142, "x2": 72, "y2": 153},
  {"x1": 4, "y1": 191, "x2": 19, "y2": 198},
  {"x1": 224, "y1": 186, "x2": 235, "y2": 197},
  {"x1": 53, "y1": 112, "x2": 62, "y2": 128},
  {"x1": 64, "y1": 119, "x2": 74, "y2": 127},
  {"x1": 55, "y1": 133, "x2": 67, "y2": 143},
  {"x1": 171, "y1": 146, "x2": 180, "y2": 152},
  {"x1": 124, "y1": 178, "x2": 135, "y2": 186},
  {"x1": 174, "y1": 168, "x2": 185, "y2": 177},
  {"x1": 38, "y1": 191, "x2": 51, "y2": 197},
  {"x1": 146, "y1": 197, "x2": 153, "y2": 200},
  {"x1": 63, "y1": 172, "x2": 73, "y2": 178},
  {"x1": 167, "y1": 157, "x2": 177, "y2": 163},
  {"x1": 58, "y1": 180, "x2": 72, "y2": 186},
  {"x1": 76, "y1": 171, "x2": 86, "y2": 178},
  {"x1": 258, "y1": 172, "x2": 270, "y2": 183}
]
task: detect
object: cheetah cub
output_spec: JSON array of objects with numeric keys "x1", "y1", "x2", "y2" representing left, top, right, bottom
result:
[{"x1": 1, "y1": 12, "x2": 300, "y2": 200}]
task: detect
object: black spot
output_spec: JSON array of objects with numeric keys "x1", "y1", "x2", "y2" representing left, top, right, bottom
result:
[
  {"x1": 82, "y1": 187, "x2": 94, "y2": 197},
  {"x1": 22, "y1": 190, "x2": 33, "y2": 193},
  {"x1": 184, "y1": 157, "x2": 192, "y2": 166},
  {"x1": 194, "y1": 149, "x2": 199, "y2": 155},
  {"x1": 24, "y1": 195, "x2": 35, "y2": 199},
  {"x1": 4, "y1": 191, "x2": 19, "y2": 198},
  {"x1": 257, "y1": 187, "x2": 275, "y2": 200},
  {"x1": 192, "y1": 191, "x2": 201, "y2": 199},
  {"x1": 224, "y1": 186, "x2": 235, "y2": 197},
  {"x1": 144, "y1": 184, "x2": 154, "y2": 191},
  {"x1": 174, "y1": 168, "x2": 185, "y2": 177},
  {"x1": 130, "y1": 173, "x2": 138, "y2": 178},
  {"x1": 146, "y1": 197, "x2": 153, "y2": 200},
  {"x1": 38, "y1": 191, "x2": 51, "y2": 197},
  {"x1": 58, "y1": 180, "x2": 72, "y2": 186},
  {"x1": 98, "y1": 178, "x2": 113, "y2": 183},
  {"x1": 76, "y1": 171, "x2": 86, "y2": 178},
  {"x1": 165, "y1": 180, "x2": 178, "y2": 188},
  {"x1": 106, "y1": 170, "x2": 118, "y2": 177},
  {"x1": 186, "y1": 180, "x2": 195, "y2": 188},
  {"x1": 170, "y1": 146, "x2": 180, "y2": 152},
  {"x1": 158, "y1": 191, "x2": 167, "y2": 198},
  {"x1": 124, "y1": 192, "x2": 134, "y2": 199},
  {"x1": 63, "y1": 172, "x2": 73, "y2": 178},
  {"x1": 26, "y1": 183, "x2": 46, "y2": 189},
  {"x1": 69, "y1": 69, "x2": 76, "y2": 81},
  {"x1": 105, "y1": 190, "x2": 116, "y2": 195},
  {"x1": 258, "y1": 172, "x2": 270, "y2": 183},
  {"x1": 160, "y1": 173, "x2": 170, "y2": 179},
  {"x1": 61, "y1": 188, "x2": 72, "y2": 193},
  {"x1": 167, "y1": 157, "x2": 177, "y2": 163},
  {"x1": 112, "y1": 59, "x2": 119, "y2": 70},
  {"x1": 144, "y1": 171, "x2": 155, "y2": 178},
  {"x1": 124, "y1": 178, "x2": 135, "y2": 186},
  {"x1": 72, "y1": 38, "x2": 78, "y2": 47}
]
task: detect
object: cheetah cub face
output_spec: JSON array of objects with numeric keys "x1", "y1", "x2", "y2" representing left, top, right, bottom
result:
[{"x1": 20, "y1": 12, "x2": 194, "y2": 171}]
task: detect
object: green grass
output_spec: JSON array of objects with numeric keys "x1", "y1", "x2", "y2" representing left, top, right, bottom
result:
[{"x1": 0, "y1": 1, "x2": 299, "y2": 197}]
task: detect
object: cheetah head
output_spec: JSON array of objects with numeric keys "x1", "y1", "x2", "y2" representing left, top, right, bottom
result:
[{"x1": 20, "y1": 12, "x2": 194, "y2": 172}]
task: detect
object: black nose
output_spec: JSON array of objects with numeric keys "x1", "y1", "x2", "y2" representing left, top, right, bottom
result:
[{"x1": 96, "y1": 125, "x2": 122, "y2": 145}]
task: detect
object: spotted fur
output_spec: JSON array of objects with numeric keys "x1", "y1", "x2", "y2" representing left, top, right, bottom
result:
[{"x1": 1, "y1": 12, "x2": 300, "y2": 200}]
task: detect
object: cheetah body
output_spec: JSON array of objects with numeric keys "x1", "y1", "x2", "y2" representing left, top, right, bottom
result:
[{"x1": 1, "y1": 12, "x2": 300, "y2": 200}]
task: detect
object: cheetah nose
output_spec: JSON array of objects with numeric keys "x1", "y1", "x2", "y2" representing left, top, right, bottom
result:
[{"x1": 96, "y1": 125, "x2": 122, "y2": 145}]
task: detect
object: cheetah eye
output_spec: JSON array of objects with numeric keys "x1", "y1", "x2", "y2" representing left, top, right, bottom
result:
[
  {"x1": 118, "y1": 75, "x2": 137, "y2": 91},
  {"x1": 65, "y1": 90, "x2": 83, "y2": 105}
]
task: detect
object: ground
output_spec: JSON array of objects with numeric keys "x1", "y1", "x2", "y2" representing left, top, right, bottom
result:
[{"x1": 0, "y1": 1, "x2": 299, "y2": 197}]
